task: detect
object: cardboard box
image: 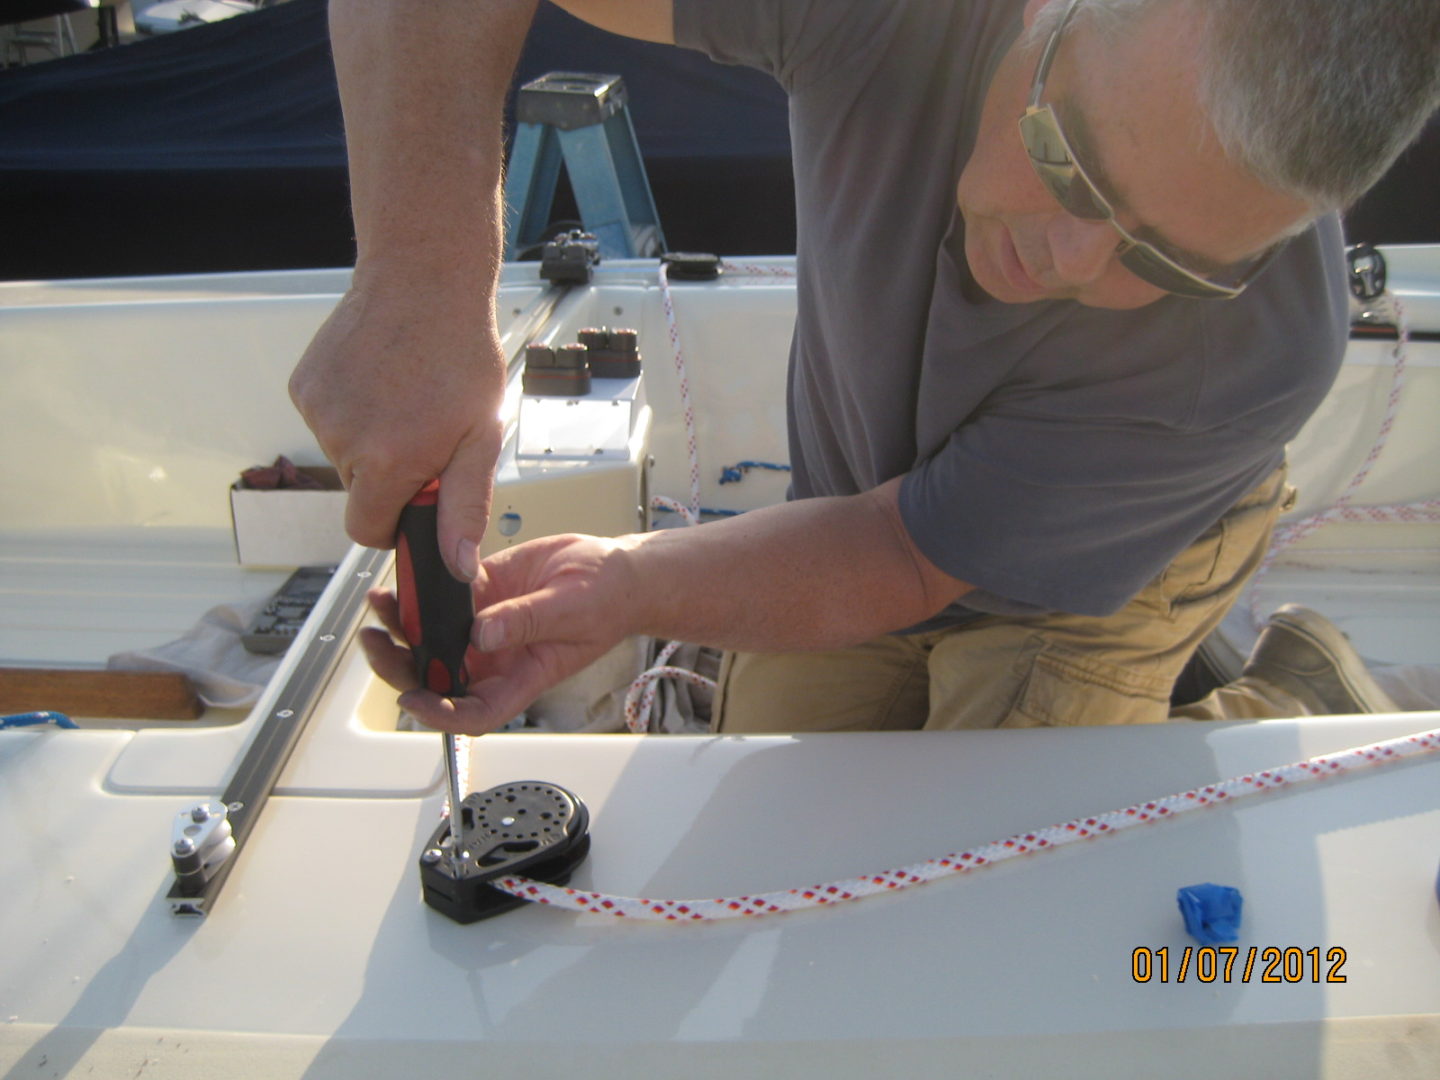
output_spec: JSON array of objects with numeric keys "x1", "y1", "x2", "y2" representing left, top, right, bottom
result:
[{"x1": 230, "y1": 465, "x2": 351, "y2": 567}]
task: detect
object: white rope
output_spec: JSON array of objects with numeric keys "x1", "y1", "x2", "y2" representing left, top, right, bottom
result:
[
  {"x1": 634, "y1": 266, "x2": 710, "y2": 729},
  {"x1": 648, "y1": 495, "x2": 699, "y2": 528},
  {"x1": 656, "y1": 260, "x2": 702, "y2": 523},
  {"x1": 634, "y1": 262, "x2": 797, "y2": 725},
  {"x1": 1250, "y1": 294, "x2": 1440, "y2": 626},
  {"x1": 649, "y1": 259, "x2": 797, "y2": 529},
  {"x1": 624, "y1": 639, "x2": 681, "y2": 732},
  {"x1": 493, "y1": 725, "x2": 1440, "y2": 921},
  {"x1": 622, "y1": 657, "x2": 718, "y2": 734},
  {"x1": 719, "y1": 260, "x2": 798, "y2": 280}
]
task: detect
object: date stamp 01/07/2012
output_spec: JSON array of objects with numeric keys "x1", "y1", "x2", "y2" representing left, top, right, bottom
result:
[{"x1": 1131, "y1": 945, "x2": 1348, "y2": 984}]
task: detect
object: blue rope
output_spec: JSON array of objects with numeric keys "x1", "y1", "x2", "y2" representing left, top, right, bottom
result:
[
  {"x1": 718, "y1": 461, "x2": 791, "y2": 485},
  {"x1": 651, "y1": 459, "x2": 790, "y2": 526},
  {"x1": 0, "y1": 711, "x2": 79, "y2": 730}
]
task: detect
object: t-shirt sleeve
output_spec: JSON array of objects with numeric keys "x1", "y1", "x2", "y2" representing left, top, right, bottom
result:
[
  {"x1": 673, "y1": 0, "x2": 895, "y2": 92},
  {"x1": 899, "y1": 413, "x2": 1285, "y2": 617}
]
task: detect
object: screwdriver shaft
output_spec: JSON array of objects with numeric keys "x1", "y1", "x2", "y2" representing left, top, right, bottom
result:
[{"x1": 443, "y1": 733, "x2": 466, "y2": 874}]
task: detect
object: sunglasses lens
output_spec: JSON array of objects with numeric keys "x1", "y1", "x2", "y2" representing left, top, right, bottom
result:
[
  {"x1": 1019, "y1": 112, "x2": 1111, "y2": 222},
  {"x1": 1054, "y1": 173, "x2": 1111, "y2": 221},
  {"x1": 1118, "y1": 244, "x2": 1238, "y2": 299}
]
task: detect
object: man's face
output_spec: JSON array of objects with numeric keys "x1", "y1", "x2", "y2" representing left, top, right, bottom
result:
[{"x1": 956, "y1": 0, "x2": 1311, "y2": 309}]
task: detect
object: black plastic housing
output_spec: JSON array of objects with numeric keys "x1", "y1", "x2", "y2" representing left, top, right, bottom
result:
[{"x1": 420, "y1": 781, "x2": 592, "y2": 924}]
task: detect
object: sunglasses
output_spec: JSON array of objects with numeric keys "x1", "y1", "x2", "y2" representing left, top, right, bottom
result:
[{"x1": 1018, "y1": 0, "x2": 1277, "y2": 299}]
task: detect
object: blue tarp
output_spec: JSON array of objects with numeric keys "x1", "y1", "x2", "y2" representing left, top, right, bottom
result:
[{"x1": 0, "y1": 0, "x2": 794, "y2": 278}]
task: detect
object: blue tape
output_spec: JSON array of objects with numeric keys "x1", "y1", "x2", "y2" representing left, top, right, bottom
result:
[
  {"x1": 0, "y1": 711, "x2": 79, "y2": 730},
  {"x1": 718, "y1": 461, "x2": 791, "y2": 485},
  {"x1": 1177, "y1": 883, "x2": 1243, "y2": 945}
]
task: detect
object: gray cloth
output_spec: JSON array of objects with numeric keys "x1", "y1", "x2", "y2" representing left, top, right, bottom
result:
[
  {"x1": 107, "y1": 598, "x2": 280, "y2": 709},
  {"x1": 674, "y1": 0, "x2": 1350, "y2": 621}
]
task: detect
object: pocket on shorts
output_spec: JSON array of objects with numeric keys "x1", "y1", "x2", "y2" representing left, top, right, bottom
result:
[
  {"x1": 1004, "y1": 638, "x2": 1174, "y2": 727},
  {"x1": 1159, "y1": 468, "x2": 1287, "y2": 612},
  {"x1": 1158, "y1": 517, "x2": 1229, "y2": 607}
]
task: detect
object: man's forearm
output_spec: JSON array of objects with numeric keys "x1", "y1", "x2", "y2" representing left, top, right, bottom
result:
[
  {"x1": 291, "y1": 1, "x2": 538, "y2": 566},
  {"x1": 618, "y1": 479, "x2": 973, "y2": 653},
  {"x1": 330, "y1": 0, "x2": 538, "y2": 288}
]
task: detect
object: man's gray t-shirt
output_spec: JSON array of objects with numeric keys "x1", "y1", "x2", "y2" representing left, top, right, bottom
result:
[{"x1": 674, "y1": 0, "x2": 1350, "y2": 621}]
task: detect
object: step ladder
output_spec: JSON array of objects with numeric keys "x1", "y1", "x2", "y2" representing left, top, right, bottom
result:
[{"x1": 503, "y1": 72, "x2": 666, "y2": 261}]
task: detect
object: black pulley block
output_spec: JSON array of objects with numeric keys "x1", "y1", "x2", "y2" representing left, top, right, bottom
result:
[{"x1": 419, "y1": 781, "x2": 591, "y2": 924}]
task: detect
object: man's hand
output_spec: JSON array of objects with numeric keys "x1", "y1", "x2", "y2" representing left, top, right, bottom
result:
[
  {"x1": 292, "y1": 0, "x2": 539, "y2": 582},
  {"x1": 360, "y1": 533, "x2": 639, "y2": 734},
  {"x1": 290, "y1": 279, "x2": 505, "y2": 581}
]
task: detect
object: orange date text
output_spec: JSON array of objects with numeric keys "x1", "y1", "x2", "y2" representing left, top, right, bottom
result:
[{"x1": 1131, "y1": 946, "x2": 1348, "y2": 984}]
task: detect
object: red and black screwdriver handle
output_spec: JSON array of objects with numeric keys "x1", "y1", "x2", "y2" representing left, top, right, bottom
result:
[{"x1": 395, "y1": 480, "x2": 474, "y2": 697}]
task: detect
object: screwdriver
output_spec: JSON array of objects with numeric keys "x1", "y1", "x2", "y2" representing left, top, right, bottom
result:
[{"x1": 395, "y1": 479, "x2": 475, "y2": 878}]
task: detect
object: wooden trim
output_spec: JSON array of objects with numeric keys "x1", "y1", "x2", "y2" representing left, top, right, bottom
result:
[{"x1": 0, "y1": 668, "x2": 202, "y2": 720}]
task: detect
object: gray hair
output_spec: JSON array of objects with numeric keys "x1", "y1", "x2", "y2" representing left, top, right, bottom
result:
[{"x1": 1026, "y1": 0, "x2": 1440, "y2": 212}]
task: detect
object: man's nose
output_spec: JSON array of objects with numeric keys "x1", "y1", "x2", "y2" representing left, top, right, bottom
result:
[{"x1": 1046, "y1": 215, "x2": 1117, "y2": 286}]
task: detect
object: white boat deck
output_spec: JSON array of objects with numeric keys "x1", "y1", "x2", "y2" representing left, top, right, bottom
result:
[
  {"x1": 1, "y1": 253, "x2": 1438, "y2": 1076},
  {"x1": 2, "y1": 710, "x2": 1437, "y2": 1077}
]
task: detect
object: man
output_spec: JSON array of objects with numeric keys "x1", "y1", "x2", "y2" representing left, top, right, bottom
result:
[{"x1": 292, "y1": 0, "x2": 1440, "y2": 735}]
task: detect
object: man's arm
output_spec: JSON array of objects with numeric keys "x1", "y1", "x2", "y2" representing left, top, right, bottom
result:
[
  {"x1": 290, "y1": 1, "x2": 677, "y2": 580},
  {"x1": 550, "y1": 0, "x2": 674, "y2": 43},
  {"x1": 361, "y1": 477, "x2": 974, "y2": 733},
  {"x1": 615, "y1": 477, "x2": 970, "y2": 652},
  {"x1": 290, "y1": 0, "x2": 541, "y2": 581}
]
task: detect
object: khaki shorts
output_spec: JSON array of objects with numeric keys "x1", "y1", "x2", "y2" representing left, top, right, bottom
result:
[{"x1": 714, "y1": 465, "x2": 1293, "y2": 732}]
